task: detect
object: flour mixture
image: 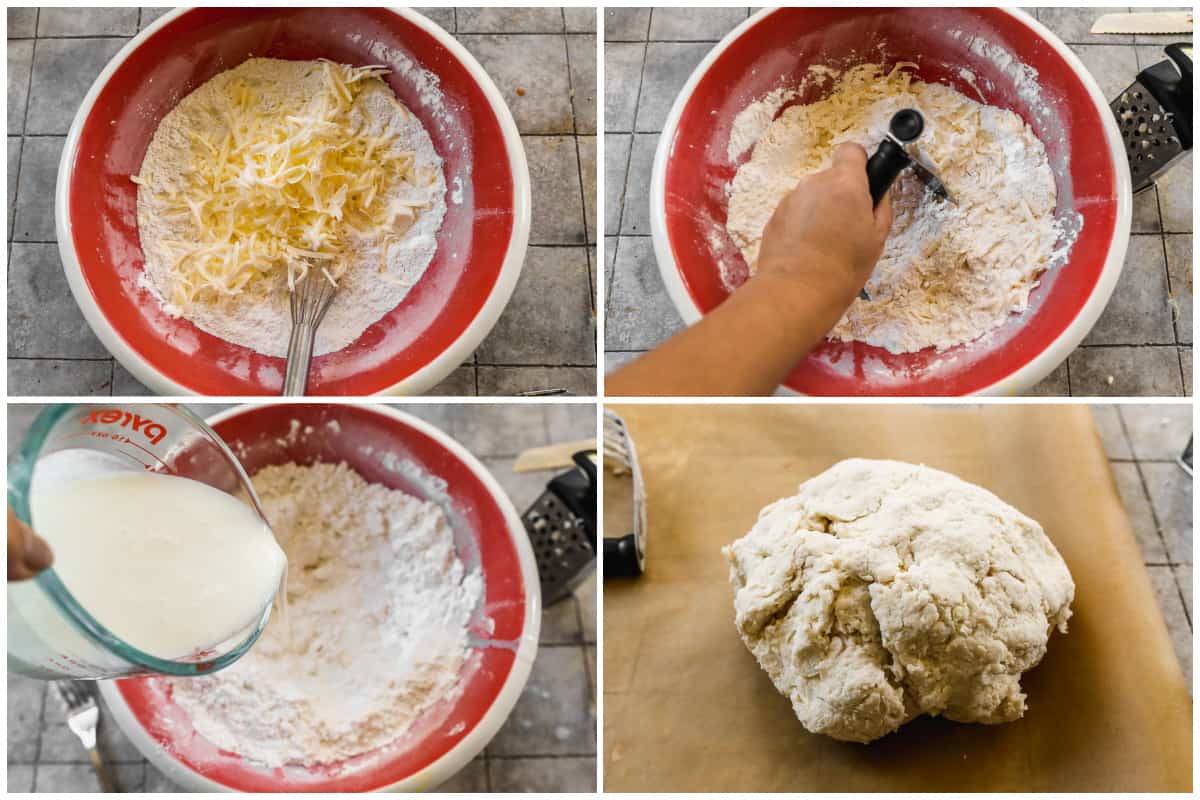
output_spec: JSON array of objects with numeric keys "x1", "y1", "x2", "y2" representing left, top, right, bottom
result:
[
  {"x1": 134, "y1": 58, "x2": 447, "y2": 357},
  {"x1": 169, "y1": 462, "x2": 481, "y2": 767},
  {"x1": 726, "y1": 64, "x2": 1078, "y2": 354}
]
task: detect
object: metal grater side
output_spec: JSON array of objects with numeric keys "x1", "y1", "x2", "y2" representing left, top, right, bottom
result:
[{"x1": 1112, "y1": 79, "x2": 1186, "y2": 193}]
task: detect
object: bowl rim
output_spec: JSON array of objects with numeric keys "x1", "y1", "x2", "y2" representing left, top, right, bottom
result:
[
  {"x1": 55, "y1": 7, "x2": 532, "y2": 397},
  {"x1": 99, "y1": 402, "x2": 542, "y2": 792},
  {"x1": 649, "y1": 6, "x2": 1132, "y2": 397}
]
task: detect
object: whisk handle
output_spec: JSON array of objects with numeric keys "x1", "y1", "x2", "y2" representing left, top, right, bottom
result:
[{"x1": 283, "y1": 321, "x2": 318, "y2": 395}]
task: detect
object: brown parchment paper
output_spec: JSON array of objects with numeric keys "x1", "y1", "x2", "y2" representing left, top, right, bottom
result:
[{"x1": 603, "y1": 404, "x2": 1191, "y2": 793}]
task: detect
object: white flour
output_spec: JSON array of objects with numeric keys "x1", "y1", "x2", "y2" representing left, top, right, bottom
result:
[
  {"x1": 168, "y1": 461, "x2": 481, "y2": 767},
  {"x1": 135, "y1": 58, "x2": 447, "y2": 357},
  {"x1": 726, "y1": 63, "x2": 1079, "y2": 354}
]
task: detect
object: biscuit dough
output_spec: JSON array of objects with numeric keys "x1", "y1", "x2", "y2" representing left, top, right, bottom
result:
[
  {"x1": 722, "y1": 458, "x2": 1074, "y2": 743},
  {"x1": 726, "y1": 64, "x2": 1075, "y2": 354}
]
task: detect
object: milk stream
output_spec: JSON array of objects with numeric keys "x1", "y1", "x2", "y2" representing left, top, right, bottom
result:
[{"x1": 31, "y1": 471, "x2": 287, "y2": 660}]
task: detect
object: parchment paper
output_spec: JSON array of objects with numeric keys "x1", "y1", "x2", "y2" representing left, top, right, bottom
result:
[{"x1": 603, "y1": 404, "x2": 1191, "y2": 792}]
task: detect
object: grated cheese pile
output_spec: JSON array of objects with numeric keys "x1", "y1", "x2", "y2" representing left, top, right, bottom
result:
[
  {"x1": 133, "y1": 58, "x2": 437, "y2": 310},
  {"x1": 726, "y1": 63, "x2": 1077, "y2": 354}
]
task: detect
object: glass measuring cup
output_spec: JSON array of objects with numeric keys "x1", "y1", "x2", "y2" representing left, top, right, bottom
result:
[{"x1": 7, "y1": 404, "x2": 276, "y2": 679}]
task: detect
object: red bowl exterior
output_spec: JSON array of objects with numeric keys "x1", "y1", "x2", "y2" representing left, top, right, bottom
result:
[
  {"x1": 659, "y1": 7, "x2": 1123, "y2": 395},
  {"x1": 113, "y1": 405, "x2": 529, "y2": 791},
  {"x1": 65, "y1": 9, "x2": 518, "y2": 395}
]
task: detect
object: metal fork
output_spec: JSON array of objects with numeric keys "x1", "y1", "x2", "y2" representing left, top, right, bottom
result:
[
  {"x1": 53, "y1": 680, "x2": 115, "y2": 792},
  {"x1": 283, "y1": 270, "x2": 338, "y2": 396}
]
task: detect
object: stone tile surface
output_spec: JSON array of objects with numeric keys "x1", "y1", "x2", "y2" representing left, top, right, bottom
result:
[
  {"x1": 7, "y1": 765, "x2": 34, "y2": 793},
  {"x1": 477, "y1": 247, "x2": 595, "y2": 366},
  {"x1": 490, "y1": 756, "x2": 596, "y2": 792},
  {"x1": 490, "y1": 646, "x2": 596, "y2": 756},
  {"x1": 1026, "y1": 361, "x2": 1071, "y2": 396},
  {"x1": 37, "y1": 8, "x2": 137, "y2": 36},
  {"x1": 8, "y1": 243, "x2": 108, "y2": 358},
  {"x1": 605, "y1": 134, "x2": 632, "y2": 235},
  {"x1": 8, "y1": 39, "x2": 32, "y2": 133},
  {"x1": 12, "y1": 135, "x2": 62, "y2": 242},
  {"x1": 524, "y1": 135, "x2": 587, "y2": 245},
  {"x1": 620, "y1": 134, "x2": 658, "y2": 235},
  {"x1": 1119, "y1": 404, "x2": 1193, "y2": 460},
  {"x1": 648, "y1": 7, "x2": 748, "y2": 40},
  {"x1": 1111, "y1": 461, "x2": 1168, "y2": 563},
  {"x1": 564, "y1": 7, "x2": 596, "y2": 34},
  {"x1": 636, "y1": 42, "x2": 713, "y2": 131},
  {"x1": 459, "y1": 34, "x2": 573, "y2": 134},
  {"x1": 1141, "y1": 461, "x2": 1193, "y2": 564},
  {"x1": 1149, "y1": 565, "x2": 1192, "y2": 684},
  {"x1": 606, "y1": 237, "x2": 685, "y2": 351},
  {"x1": 1068, "y1": 347, "x2": 1184, "y2": 396},
  {"x1": 1092, "y1": 404, "x2": 1132, "y2": 459},
  {"x1": 604, "y1": 42, "x2": 644, "y2": 132},
  {"x1": 605, "y1": 8, "x2": 652, "y2": 41},
  {"x1": 477, "y1": 366, "x2": 596, "y2": 396},
  {"x1": 109, "y1": 362, "x2": 155, "y2": 396},
  {"x1": 1083, "y1": 235, "x2": 1174, "y2": 346},
  {"x1": 458, "y1": 7, "x2": 564, "y2": 34},
  {"x1": 579, "y1": 135, "x2": 597, "y2": 244},
  {"x1": 434, "y1": 757, "x2": 489, "y2": 792},
  {"x1": 568, "y1": 35, "x2": 597, "y2": 134},
  {"x1": 7, "y1": 359, "x2": 113, "y2": 395},
  {"x1": 7, "y1": 675, "x2": 44, "y2": 762},
  {"x1": 1164, "y1": 234, "x2": 1192, "y2": 344},
  {"x1": 138, "y1": 8, "x2": 171, "y2": 30},
  {"x1": 26, "y1": 37, "x2": 128, "y2": 134},
  {"x1": 1155, "y1": 153, "x2": 1192, "y2": 234},
  {"x1": 8, "y1": 137, "x2": 21, "y2": 230},
  {"x1": 1040, "y1": 6, "x2": 1135, "y2": 44},
  {"x1": 8, "y1": 8, "x2": 37, "y2": 38},
  {"x1": 36, "y1": 763, "x2": 145, "y2": 793}
]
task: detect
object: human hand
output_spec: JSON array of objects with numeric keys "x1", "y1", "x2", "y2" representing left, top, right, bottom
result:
[
  {"x1": 8, "y1": 506, "x2": 53, "y2": 581},
  {"x1": 754, "y1": 142, "x2": 893, "y2": 307}
]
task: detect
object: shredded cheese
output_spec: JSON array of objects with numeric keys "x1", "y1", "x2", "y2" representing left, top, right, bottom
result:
[{"x1": 132, "y1": 60, "x2": 428, "y2": 309}]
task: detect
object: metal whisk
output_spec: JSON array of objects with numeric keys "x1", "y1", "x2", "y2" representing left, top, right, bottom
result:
[{"x1": 283, "y1": 270, "x2": 337, "y2": 396}]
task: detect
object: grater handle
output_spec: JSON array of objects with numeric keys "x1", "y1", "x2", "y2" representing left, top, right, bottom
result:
[
  {"x1": 604, "y1": 533, "x2": 643, "y2": 578},
  {"x1": 1139, "y1": 43, "x2": 1192, "y2": 150},
  {"x1": 866, "y1": 109, "x2": 923, "y2": 206}
]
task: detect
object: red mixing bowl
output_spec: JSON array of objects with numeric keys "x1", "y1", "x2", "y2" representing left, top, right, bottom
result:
[
  {"x1": 650, "y1": 7, "x2": 1131, "y2": 396},
  {"x1": 98, "y1": 404, "x2": 540, "y2": 791},
  {"x1": 56, "y1": 8, "x2": 530, "y2": 395}
]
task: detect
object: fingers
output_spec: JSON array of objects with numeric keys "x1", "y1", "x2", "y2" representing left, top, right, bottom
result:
[
  {"x1": 831, "y1": 142, "x2": 868, "y2": 172},
  {"x1": 8, "y1": 507, "x2": 52, "y2": 582}
]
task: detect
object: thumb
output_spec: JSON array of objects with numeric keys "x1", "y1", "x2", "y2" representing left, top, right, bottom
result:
[{"x1": 831, "y1": 142, "x2": 868, "y2": 172}]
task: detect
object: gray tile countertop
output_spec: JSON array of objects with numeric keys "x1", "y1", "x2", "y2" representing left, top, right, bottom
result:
[
  {"x1": 6, "y1": 402, "x2": 598, "y2": 792},
  {"x1": 6, "y1": 7, "x2": 598, "y2": 397},
  {"x1": 603, "y1": 7, "x2": 1193, "y2": 396}
]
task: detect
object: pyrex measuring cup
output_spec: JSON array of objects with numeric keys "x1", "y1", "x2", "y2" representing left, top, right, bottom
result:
[{"x1": 7, "y1": 404, "x2": 275, "y2": 679}]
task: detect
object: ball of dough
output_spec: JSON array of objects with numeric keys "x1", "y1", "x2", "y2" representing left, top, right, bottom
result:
[{"x1": 722, "y1": 458, "x2": 1074, "y2": 743}]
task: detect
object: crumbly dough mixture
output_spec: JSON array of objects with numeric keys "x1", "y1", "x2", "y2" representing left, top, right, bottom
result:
[
  {"x1": 722, "y1": 459, "x2": 1074, "y2": 743},
  {"x1": 726, "y1": 64, "x2": 1071, "y2": 354},
  {"x1": 135, "y1": 58, "x2": 446, "y2": 357},
  {"x1": 169, "y1": 462, "x2": 481, "y2": 767}
]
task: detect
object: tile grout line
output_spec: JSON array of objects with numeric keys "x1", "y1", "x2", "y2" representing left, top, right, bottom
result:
[
  {"x1": 560, "y1": 20, "x2": 596, "y2": 308},
  {"x1": 613, "y1": 18, "x2": 651, "y2": 239},
  {"x1": 1117, "y1": 411, "x2": 1179, "y2": 570}
]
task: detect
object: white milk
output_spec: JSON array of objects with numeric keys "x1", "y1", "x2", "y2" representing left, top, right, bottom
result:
[{"x1": 30, "y1": 470, "x2": 286, "y2": 660}]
